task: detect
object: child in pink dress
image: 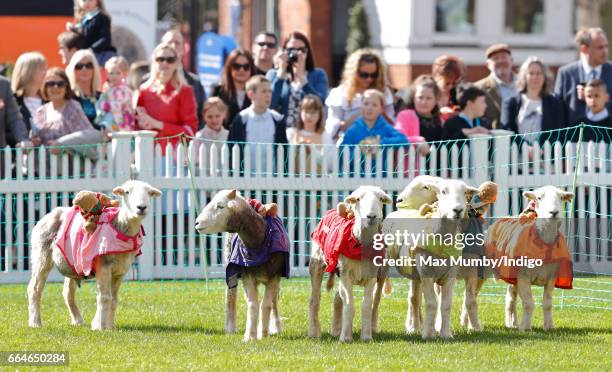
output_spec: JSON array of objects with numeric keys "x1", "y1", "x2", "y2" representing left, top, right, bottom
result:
[{"x1": 95, "y1": 56, "x2": 135, "y2": 135}]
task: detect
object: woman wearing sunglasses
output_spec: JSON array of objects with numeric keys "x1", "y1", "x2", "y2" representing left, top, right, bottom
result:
[
  {"x1": 211, "y1": 49, "x2": 256, "y2": 128},
  {"x1": 325, "y1": 48, "x2": 394, "y2": 140},
  {"x1": 33, "y1": 67, "x2": 103, "y2": 160},
  {"x1": 266, "y1": 31, "x2": 329, "y2": 128},
  {"x1": 66, "y1": 49, "x2": 102, "y2": 129},
  {"x1": 136, "y1": 42, "x2": 198, "y2": 154}
]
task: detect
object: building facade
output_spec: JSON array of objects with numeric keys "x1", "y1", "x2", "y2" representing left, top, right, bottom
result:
[{"x1": 224, "y1": 0, "x2": 584, "y2": 88}]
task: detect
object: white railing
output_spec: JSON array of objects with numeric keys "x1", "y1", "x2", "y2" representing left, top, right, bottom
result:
[{"x1": 0, "y1": 129, "x2": 611, "y2": 283}]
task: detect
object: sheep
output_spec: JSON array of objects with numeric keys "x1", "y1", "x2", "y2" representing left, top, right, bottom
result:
[
  {"x1": 486, "y1": 185, "x2": 574, "y2": 331},
  {"x1": 384, "y1": 179, "x2": 479, "y2": 339},
  {"x1": 309, "y1": 185, "x2": 392, "y2": 342},
  {"x1": 194, "y1": 190, "x2": 289, "y2": 342},
  {"x1": 395, "y1": 175, "x2": 442, "y2": 210},
  {"x1": 27, "y1": 180, "x2": 162, "y2": 330}
]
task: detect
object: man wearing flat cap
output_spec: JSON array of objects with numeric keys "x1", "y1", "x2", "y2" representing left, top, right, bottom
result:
[{"x1": 474, "y1": 44, "x2": 517, "y2": 128}]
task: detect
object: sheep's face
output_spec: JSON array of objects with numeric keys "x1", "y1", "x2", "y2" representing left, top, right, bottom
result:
[
  {"x1": 523, "y1": 186, "x2": 574, "y2": 219},
  {"x1": 112, "y1": 180, "x2": 162, "y2": 219},
  {"x1": 195, "y1": 189, "x2": 240, "y2": 234},
  {"x1": 433, "y1": 180, "x2": 479, "y2": 219},
  {"x1": 396, "y1": 175, "x2": 441, "y2": 209},
  {"x1": 345, "y1": 186, "x2": 392, "y2": 228}
]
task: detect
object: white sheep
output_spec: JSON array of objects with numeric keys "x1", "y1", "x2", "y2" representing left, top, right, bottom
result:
[
  {"x1": 27, "y1": 180, "x2": 162, "y2": 330},
  {"x1": 384, "y1": 178, "x2": 479, "y2": 339},
  {"x1": 395, "y1": 175, "x2": 442, "y2": 209},
  {"x1": 309, "y1": 185, "x2": 392, "y2": 342},
  {"x1": 486, "y1": 185, "x2": 574, "y2": 331},
  {"x1": 194, "y1": 190, "x2": 289, "y2": 341}
]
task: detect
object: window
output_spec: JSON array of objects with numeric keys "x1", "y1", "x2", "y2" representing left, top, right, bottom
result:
[
  {"x1": 435, "y1": 0, "x2": 475, "y2": 33},
  {"x1": 505, "y1": 0, "x2": 544, "y2": 34}
]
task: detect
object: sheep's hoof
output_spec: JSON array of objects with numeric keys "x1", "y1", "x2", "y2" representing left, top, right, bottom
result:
[
  {"x1": 440, "y1": 330, "x2": 454, "y2": 339},
  {"x1": 72, "y1": 318, "x2": 86, "y2": 326},
  {"x1": 360, "y1": 335, "x2": 373, "y2": 342},
  {"x1": 422, "y1": 329, "x2": 436, "y2": 340},
  {"x1": 330, "y1": 328, "x2": 341, "y2": 337},
  {"x1": 543, "y1": 323, "x2": 555, "y2": 331},
  {"x1": 308, "y1": 326, "x2": 321, "y2": 338},
  {"x1": 339, "y1": 335, "x2": 353, "y2": 343},
  {"x1": 242, "y1": 334, "x2": 256, "y2": 342},
  {"x1": 28, "y1": 321, "x2": 42, "y2": 328},
  {"x1": 468, "y1": 324, "x2": 481, "y2": 332},
  {"x1": 518, "y1": 325, "x2": 532, "y2": 332}
]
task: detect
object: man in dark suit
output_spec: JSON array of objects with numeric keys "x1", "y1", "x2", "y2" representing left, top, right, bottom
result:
[
  {"x1": 161, "y1": 29, "x2": 207, "y2": 129},
  {"x1": 554, "y1": 27, "x2": 612, "y2": 126},
  {"x1": 474, "y1": 44, "x2": 517, "y2": 129}
]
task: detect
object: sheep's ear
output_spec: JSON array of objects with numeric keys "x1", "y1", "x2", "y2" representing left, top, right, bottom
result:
[
  {"x1": 147, "y1": 186, "x2": 162, "y2": 197},
  {"x1": 113, "y1": 186, "x2": 126, "y2": 196},
  {"x1": 561, "y1": 191, "x2": 574, "y2": 202},
  {"x1": 523, "y1": 191, "x2": 537, "y2": 200},
  {"x1": 423, "y1": 182, "x2": 439, "y2": 193},
  {"x1": 379, "y1": 192, "x2": 392, "y2": 205},
  {"x1": 227, "y1": 189, "x2": 237, "y2": 199}
]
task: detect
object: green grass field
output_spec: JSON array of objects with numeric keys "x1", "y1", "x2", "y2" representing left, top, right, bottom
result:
[{"x1": 1, "y1": 278, "x2": 611, "y2": 371}]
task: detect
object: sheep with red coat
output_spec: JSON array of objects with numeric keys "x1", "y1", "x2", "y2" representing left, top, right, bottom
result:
[{"x1": 308, "y1": 186, "x2": 392, "y2": 342}]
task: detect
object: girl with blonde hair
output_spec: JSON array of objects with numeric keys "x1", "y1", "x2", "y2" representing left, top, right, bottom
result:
[
  {"x1": 10, "y1": 52, "x2": 47, "y2": 145},
  {"x1": 326, "y1": 49, "x2": 395, "y2": 140},
  {"x1": 136, "y1": 42, "x2": 197, "y2": 154}
]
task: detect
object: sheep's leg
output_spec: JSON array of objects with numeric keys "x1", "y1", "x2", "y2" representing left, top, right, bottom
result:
[
  {"x1": 460, "y1": 278, "x2": 469, "y2": 328},
  {"x1": 225, "y1": 286, "x2": 238, "y2": 334},
  {"x1": 109, "y1": 275, "x2": 124, "y2": 329},
  {"x1": 464, "y1": 276, "x2": 481, "y2": 331},
  {"x1": 371, "y1": 275, "x2": 384, "y2": 334},
  {"x1": 63, "y1": 277, "x2": 85, "y2": 326},
  {"x1": 407, "y1": 279, "x2": 422, "y2": 334},
  {"x1": 259, "y1": 282, "x2": 274, "y2": 339},
  {"x1": 361, "y1": 278, "x2": 376, "y2": 341},
  {"x1": 434, "y1": 283, "x2": 442, "y2": 333},
  {"x1": 338, "y1": 275, "x2": 354, "y2": 342},
  {"x1": 27, "y1": 248, "x2": 53, "y2": 328},
  {"x1": 242, "y1": 277, "x2": 259, "y2": 341},
  {"x1": 308, "y1": 257, "x2": 324, "y2": 338},
  {"x1": 421, "y1": 278, "x2": 437, "y2": 339},
  {"x1": 543, "y1": 279, "x2": 555, "y2": 330},
  {"x1": 330, "y1": 290, "x2": 343, "y2": 337},
  {"x1": 517, "y1": 278, "x2": 535, "y2": 331},
  {"x1": 92, "y1": 264, "x2": 112, "y2": 330},
  {"x1": 439, "y1": 278, "x2": 455, "y2": 339},
  {"x1": 269, "y1": 277, "x2": 282, "y2": 335},
  {"x1": 505, "y1": 285, "x2": 518, "y2": 328}
]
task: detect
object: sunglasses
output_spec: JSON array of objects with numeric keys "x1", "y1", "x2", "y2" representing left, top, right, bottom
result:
[
  {"x1": 231, "y1": 63, "x2": 251, "y2": 71},
  {"x1": 286, "y1": 47, "x2": 308, "y2": 54},
  {"x1": 75, "y1": 62, "x2": 94, "y2": 70},
  {"x1": 155, "y1": 56, "x2": 177, "y2": 64},
  {"x1": 257, "y1": 41, "x2": 277, "y2": 49},
  {"x1": 45, "y1": 80, "x2": 68, "y2": 88},
  {"x1": 358, "y1": 71, "x2": 378, "y2": 80}
]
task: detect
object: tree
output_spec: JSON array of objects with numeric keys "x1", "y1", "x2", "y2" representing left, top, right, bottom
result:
[{"x1": 346, "y1": 0, "x2": 370, "y2": 55}]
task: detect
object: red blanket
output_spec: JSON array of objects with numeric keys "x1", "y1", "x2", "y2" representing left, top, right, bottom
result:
[{"x1": 311, "y1": 210, "x2": 381, "y2": 273}]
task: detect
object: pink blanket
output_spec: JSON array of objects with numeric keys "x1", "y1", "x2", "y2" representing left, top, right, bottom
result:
[{"x1": 55, "y1": 206, "x2": 144, "y2": 277}]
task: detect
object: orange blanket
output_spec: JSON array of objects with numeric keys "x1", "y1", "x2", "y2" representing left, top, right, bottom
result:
[{"x1": 485, "y1": 217, "x2": 573, "y2": 289}]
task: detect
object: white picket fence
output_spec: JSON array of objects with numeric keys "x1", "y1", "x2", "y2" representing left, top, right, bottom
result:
[{"x1": 0, "y1": 129, "x2": 611, "y2": 284}]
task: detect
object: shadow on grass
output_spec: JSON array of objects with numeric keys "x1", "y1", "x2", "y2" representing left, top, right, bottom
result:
[
  {"x1": 120, "y1": 324, "x2": 226, "y2": 335},
  {"x1": 275, "y1": 326, "x2": 612, "y2": 344}
]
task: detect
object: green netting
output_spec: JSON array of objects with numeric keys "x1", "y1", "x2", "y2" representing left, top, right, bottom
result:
[{"x1": 0, "y1": 124, "x2": 610, "y2": 310}]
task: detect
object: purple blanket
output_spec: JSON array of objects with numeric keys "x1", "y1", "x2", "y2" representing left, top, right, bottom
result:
[{"x1": 226, "y1": 216, "x2": 290, "y2": 288}]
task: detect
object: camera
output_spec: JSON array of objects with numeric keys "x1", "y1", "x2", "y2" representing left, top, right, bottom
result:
[{"x1": 288, "y1": 49, "x2": 299, "y2": 64}]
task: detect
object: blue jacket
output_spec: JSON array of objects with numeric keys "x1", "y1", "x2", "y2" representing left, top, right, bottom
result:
[
  {"x1": 341, "y1": 116, "x2": 409, "y2": 147},
  {"x1": 266, "y1": 68, "x2": 329, "y2": 117}
]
